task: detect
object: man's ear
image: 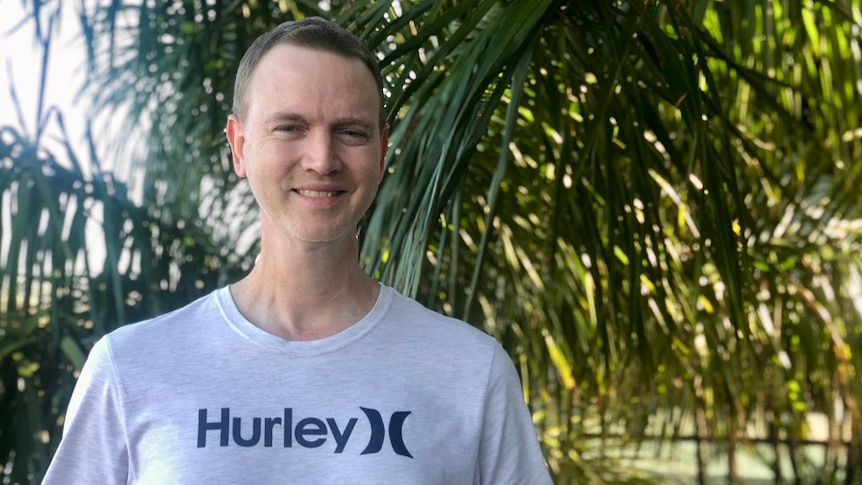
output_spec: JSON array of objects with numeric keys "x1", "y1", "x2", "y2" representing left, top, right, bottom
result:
[
  {"x1": 226, "y1": 115, "x2": 247, "y2": 178},
  {"x1": 379, "y1": 123, "x2": 389, "y2": 173}
]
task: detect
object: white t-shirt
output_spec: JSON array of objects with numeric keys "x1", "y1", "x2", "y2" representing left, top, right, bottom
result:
[{"x1": 42, "y1": 284, "x2": 552, "y2": 484}]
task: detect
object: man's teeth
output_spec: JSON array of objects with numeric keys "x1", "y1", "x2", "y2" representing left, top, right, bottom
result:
[{"x1": 298, "y1": 190, "x2": 338, "y2": 198}]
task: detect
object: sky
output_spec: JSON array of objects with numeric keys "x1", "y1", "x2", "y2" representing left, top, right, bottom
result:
[
  {"x1": 1, "y1": 1, "x2": 89, "y2": 152},
  {"x1": 1, "y1": 1, "x2": 107, "y2": 274}
]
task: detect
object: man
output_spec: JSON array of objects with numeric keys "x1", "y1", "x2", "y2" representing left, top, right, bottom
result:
[{"x1": 42, "y1": 17, "x2": 553, "y2": 484}]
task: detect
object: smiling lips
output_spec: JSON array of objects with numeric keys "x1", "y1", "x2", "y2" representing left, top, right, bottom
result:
[{"x1": 296, "y1": 189, "x2": 342, "y2": 198}]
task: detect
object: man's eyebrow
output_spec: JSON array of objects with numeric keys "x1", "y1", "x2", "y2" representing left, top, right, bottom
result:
[
  {"x1": 264, "y1": 112, "x2": 306, "y2": 124},
  {"x1": 262, "y1": 112, "x2": 375, "y2": 129},
  {"x1": 332, "y1": 117, "x2": 376, "y2": 130}
]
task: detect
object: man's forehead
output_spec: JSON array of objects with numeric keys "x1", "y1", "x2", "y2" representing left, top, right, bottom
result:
[
  {"x1": 242, "y1": 43, "x2": 384, "y2": 125},
  {"x1": 251, "y1": 46, "x2": 372, "y2": 92},
  {"x1": 256, "y1": 43, "x2": 367, "y2": 75}
]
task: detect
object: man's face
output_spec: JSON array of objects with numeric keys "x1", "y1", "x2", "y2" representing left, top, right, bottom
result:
[{"x1": 226, "y1": 44, "x2": 388, "y2": 244}]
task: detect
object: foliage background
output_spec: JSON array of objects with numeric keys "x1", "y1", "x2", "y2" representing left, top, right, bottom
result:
[{"x1": 1, "y1": 0, "x2": 861, "y2": 483}]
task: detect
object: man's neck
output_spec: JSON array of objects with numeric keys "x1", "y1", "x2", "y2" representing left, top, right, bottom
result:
[{"x1": 228, "y1": 237, "x2": 380, "y2": 341}]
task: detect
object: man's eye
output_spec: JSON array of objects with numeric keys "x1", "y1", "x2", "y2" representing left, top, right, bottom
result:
[
  {"x1": 340, "y1": 130, "x2": 368, "y2": 140},
  {"x1": 276, "y1": 125, "x2": 302, "y2": 133}
]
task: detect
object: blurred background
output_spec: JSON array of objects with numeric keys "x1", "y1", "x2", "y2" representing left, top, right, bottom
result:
[{"x1": 1, "y1": 0, "x2": 861, "y2": 483}]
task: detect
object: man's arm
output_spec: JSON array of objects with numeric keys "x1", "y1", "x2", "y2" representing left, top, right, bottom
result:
[
  {"x1": 42, "y1": 337, "x2": 130, "y2": 484},
  {"x1": 477, "y1": 343, "x2": 554, "y2": 485}
]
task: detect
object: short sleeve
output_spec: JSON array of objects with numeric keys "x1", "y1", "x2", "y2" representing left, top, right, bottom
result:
[
  {"x1": 42, "y1": 336, "x2": 130, "y2": 485},
  {"x1": 477, "y1": 343, "x2": 554, "y2": 485}
]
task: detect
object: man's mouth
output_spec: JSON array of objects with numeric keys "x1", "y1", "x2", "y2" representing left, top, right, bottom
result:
[{"x1": 296, "y1": 189, "x2": 341, "y2": 198}]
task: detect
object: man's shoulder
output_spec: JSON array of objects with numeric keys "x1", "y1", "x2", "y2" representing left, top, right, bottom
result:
[
  {"x1": 106, "y1": 288, "x2": 222, "y2": 348},
  {"x1": 381, "y1": 285, "x2": 498, "y2": 350}
]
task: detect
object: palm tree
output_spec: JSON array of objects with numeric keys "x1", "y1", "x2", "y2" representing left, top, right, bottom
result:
[{"x1": 2, "y1": 0, "x2": 860, "y2": 483}]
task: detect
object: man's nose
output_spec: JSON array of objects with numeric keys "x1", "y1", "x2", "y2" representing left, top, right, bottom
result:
[{"x1": 301, "y1": 131, "x2": 341, "y2": 175}]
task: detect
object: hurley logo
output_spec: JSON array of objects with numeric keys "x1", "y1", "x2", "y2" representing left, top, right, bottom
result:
[{"x1": 197, "y1": 407, "x2": 413, "y2": 458}]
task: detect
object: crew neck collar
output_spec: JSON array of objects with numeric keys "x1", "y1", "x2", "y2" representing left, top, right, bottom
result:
[{"x1": 214, "y1": 283, "x2": 392, "y2": 355}]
